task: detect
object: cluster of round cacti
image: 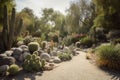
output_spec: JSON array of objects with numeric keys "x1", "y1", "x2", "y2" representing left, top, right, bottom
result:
[
  {"x1": 28, "y1": 42, "x2": 40, "y2": 53},
  {"x1": 23, "y1": 52, "x2": 45, "y2": 72}
]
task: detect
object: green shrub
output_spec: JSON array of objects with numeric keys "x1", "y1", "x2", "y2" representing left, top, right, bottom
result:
[
  {"x1": 58, "y1": 53, "x2": 72, "y2": 61},
  {"x1": 23, "y1": 36, "x2": 32, "y2": 45},
  {"x1": 8, "y1": 64, "x2": 20, "y2": 76},
  {"x1": 96, "y1": 44, "x2": 120, "y2": 70},
  {"x1": 28, "y1": 42, "x2": 39, "y2": 53},
  {"x1": 23, "y1": 53, "x2": 45, "y2": 72},
  {"x1": 41, "y1": 41, "x2": 47, "y2": 50},
  {"x1": 80, "y1": 36, "x2": 94, "y2": 48},
  {"x1": 32, "y1": 29, "x2": 41, "y2": 37}
]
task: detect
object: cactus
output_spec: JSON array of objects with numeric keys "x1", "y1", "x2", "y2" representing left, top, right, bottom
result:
[
  {"x1": 23, "y1": 53, "x2": 43, "y2": 72},
  {"x1": 28, "y1": 42, "x2": 39, "y2": 53},
  {"x1": 0, "y1": 5, "x2": 23, "y2": 53}
]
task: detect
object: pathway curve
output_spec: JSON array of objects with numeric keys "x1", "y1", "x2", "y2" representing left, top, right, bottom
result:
[
  {"x1": 10, "y1": 51, "x2": 120, "y2": 80},
  {"x1": 34, "y1": 51, "x2": 120, "y2": 80}
]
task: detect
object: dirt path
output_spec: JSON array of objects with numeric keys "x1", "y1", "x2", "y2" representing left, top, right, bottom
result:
[
  {"x1": 34, "y1": 51, "x2": 120, "y2": 80},
  {"x1": 10, "y1": 51, "x2": 120, "y2": 80}
]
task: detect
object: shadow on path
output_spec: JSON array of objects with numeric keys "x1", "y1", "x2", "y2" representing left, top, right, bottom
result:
[
  {"x1": 0, "y1": 70, "x2": 43, "y2": 80},
  {"x1": 100, "y1": 67, "x2": 120, "y2": 80}
]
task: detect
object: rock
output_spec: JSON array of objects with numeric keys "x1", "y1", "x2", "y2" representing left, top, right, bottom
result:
[
  {"x1": 0, "y1": 65, "x2": 9, "y2": 72},
  {"x1": 13, "y1": 48, "x2": 23, "y2": 60},
  {"x1": 0, "y1": 57, "x2": 15, "y2": 66},
  {"x1": 51, "y1": 51, "x2": 57, "y2": 56},
  {"x1": 40, "y1": 53, "x2": 51, "y2": 61},
  {"x1": 23, "y1": 52, "x2": 31, "y2": 59},
  {"x1": 0, "y1": 65, "x2": 9, "y2": 76},
  {"x1": 17, "y1": 41, "x2": 24, "y2": 47},
  {"x1": 44, "y1": 65, "x2": 53, "y2": 71},
  {"x1": 49, "y1": 63, "x2": 55, "y2": 67},
  {"x1": 0, "y1": 54, "x2": 7, "y2": 58},
  {"x1": 53, "y1": 57, "x2": 61, "y2": 63},
  {"x1": 63, "y1": 47, "x2": 70, "y2": 52},
  {"x1": 4, "y1": 50, "x2": 13, "y2": 56},
  {"x1": 19, "y1": 45, "x2": 28, "y2": 52}
]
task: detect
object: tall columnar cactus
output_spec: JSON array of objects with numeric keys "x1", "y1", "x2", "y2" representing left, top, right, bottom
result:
[{"x1": 0, "y1": 5, "x2": 23, "y2": 53}]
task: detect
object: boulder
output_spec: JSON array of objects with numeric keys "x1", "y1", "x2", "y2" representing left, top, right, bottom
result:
[
  {"x1": 17, "y1": 41, "x2": 24, "y2": 47},
  {"x1": 53, "y1": 57, "x2": 61, "y2": 63},
  {"x1": 0, "y1": 65, "x2": 9, "y2": 76},
  {"x1": 0, "y1": 65, "x2": 9, "y2": 72},
  {"x1": 40, "y1": 53, "x2": 51, "y2": 61},
  {"x1": 19, "y1": 45, "x2": 29, "y2": 52},
  {"x1": 12, "y1": 48, "x2": 23, "y2": 60},
  {"x1": 0, "y1": 54, "x2": 7, "y2": 58},
  {"x1": 23, "y1": 52, "x2": 31, "y2": 59},
  {"x1": 4, "y1": 50, "x2": 13, "y2": 56},
  {"x1": 0, "y1": 57, "x2": 15, "y2": 66}
]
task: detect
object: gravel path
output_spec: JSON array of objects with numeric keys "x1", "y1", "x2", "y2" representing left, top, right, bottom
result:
[{"x1": 10, "y1": 51, "x2": 120, "y2": 80}]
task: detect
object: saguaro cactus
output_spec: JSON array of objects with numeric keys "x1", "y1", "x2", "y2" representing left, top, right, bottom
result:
[{"x1": 0, "y1": 5, "x2": 23, "y2": 53}]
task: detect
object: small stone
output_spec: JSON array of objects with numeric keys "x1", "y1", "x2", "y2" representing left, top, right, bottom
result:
[
  {"x1": 49, "y1": 63, "x2": 55, "y2": 67},
  {"x1": 17, "y1": 41, "x2": 24, "y2": 47},
  {"x1": 53, "y1": 57, "x2": 61, "y2": 63}
]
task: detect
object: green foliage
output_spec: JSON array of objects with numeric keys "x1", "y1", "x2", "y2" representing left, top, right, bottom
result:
[
  {"x1": 23, "y1": 53, "x2": 44, "y2": 72},
  {"x1": 8, "y1": 64, "x2": 20, "y2": 76},
  {"x1": 96, "y1": 44, "x2": 120, "y2": 70},
  {"x1": 80, "y1": 36, "x2": 94, "y2": 48},
  {"x1": 23, "y1": 36, "x2": 32, "y2": 45},
  {"x1": 28, "y1": 42, "x2": 39, "y2": 53},
  {"x1": 41, "y1": 41, "x2": 47, "y2": 50},
  {"x1": 58, "y1": 53, "x2": 72, "y2": 61},
  {"x1": 32, "y1": 29, "x2": 41, "y2": 37},
  {"x1": 93, "y1": 0, "x2": 120, "y2": 29}
]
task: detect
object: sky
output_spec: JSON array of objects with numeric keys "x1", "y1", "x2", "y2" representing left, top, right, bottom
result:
[{"x1": 15, "y1": 0, "x2": 75, "y2": 17}]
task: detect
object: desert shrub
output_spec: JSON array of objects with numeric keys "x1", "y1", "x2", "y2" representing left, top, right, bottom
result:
[
  {"x1": 58, "y1": 53, "x2": 72, "y2": 61},
  {"x1": 28, "y1": 42, "x2": 39, "y2": 53},
  {"x1": 23, "y1": 53, "x2": 45, "y2": 72},
  {"x1": 52, "y1": 35, "x2": 59, "y2": 43},
  {"x1": 111, "y1": 38, "x2": 120, "y2": 45},
  {"x1": 63, "y1": 36, "x2": 72, "y2": 46},
  {"x1": 80, "y1": 36, "x2": 94, "y2": 48},
  {"x1": 32, "y1": 29, "x2": 41, "y2": 37},
  {"x1": 23, "y1": 36, "x2": 33, "y2": 45},
  {"x1": 8, "y1": 64, "x2": 20, "y2": 76},
  {"x1": 96, "y1": 44, "x2": 120, "y2": 70}
]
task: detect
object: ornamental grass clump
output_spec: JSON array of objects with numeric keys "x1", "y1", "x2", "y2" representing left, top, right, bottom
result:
[{"x1": 96, "y1": 44, "x2": 120, "y2": 70}]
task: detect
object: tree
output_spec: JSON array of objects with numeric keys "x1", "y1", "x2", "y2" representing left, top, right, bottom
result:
[
  {"x1": 65, "y1": 0, "x2": 95, "y2": 34},
  {"x1": 93, "y1": 0, "x2": 120, "y2": 30}
]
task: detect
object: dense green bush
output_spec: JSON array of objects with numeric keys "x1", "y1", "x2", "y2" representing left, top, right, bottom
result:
[
  {"x1": 96, "y1": 44, "x2": 120, "y2": 70},
  {"x1": 28, "y1": 42, "x2": 39, "y2": 53},
  {"x1": 8, "y1": 64, "x2": 20, "y2": 76},
  {"x1": 80, "y1": 36, "x2": 94, "y2": 48},
  {"x1": 23, "y1": 53, "x2": 45, "y2": 72},
  {"x1": 58, "y1": 53, "x2": 72, "y2": 61}
]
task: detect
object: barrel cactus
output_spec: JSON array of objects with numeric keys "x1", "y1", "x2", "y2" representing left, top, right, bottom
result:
[{"x1": 28, "y1": 42, "x2": 39, "y2": 53}]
